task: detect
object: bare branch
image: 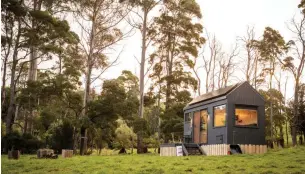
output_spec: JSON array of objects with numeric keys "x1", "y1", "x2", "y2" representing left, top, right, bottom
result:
[{"x1": 90, "y1": 47, "x2": 124, "y2": 83}]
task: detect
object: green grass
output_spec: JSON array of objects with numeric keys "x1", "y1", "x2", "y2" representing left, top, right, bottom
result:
[{"x1": 2, "y1": 146, "x2": 305, "y2": 174}]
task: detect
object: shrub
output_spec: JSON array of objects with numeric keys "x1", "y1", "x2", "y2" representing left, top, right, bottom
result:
[
  {"x1": 2, "y1": 132, "x2": 24, "y2": 151},
  {"x1": 22, "y1": 133, "x2": 44, "y2": 153},
  {"x1": 1, "y1": 132, "x2": 44, "y2": 154},
  {"x1": 49, "y1": 121, "x2": 74, "y2": 153}
]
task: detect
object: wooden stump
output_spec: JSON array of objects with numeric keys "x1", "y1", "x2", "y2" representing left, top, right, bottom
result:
[
  {"x1": 37, "y1": 149, "x2": 54, "y2": 158},
  {"x1": 62, "y1": 149, "x2": 73, "y2": 158},
  {"x1": 8, "y1": 150, "x2": 20, "y2": 160}
]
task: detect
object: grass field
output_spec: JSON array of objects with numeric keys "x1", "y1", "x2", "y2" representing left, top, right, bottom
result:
[{"x1": 2, "y1": 146, "x2": 305, "y2": 174}]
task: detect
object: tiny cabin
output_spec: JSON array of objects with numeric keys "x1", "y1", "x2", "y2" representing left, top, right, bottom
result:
[
  {"x1": 184, "y1": 81, "x2": 265, "y2": 145},
  {"x1": 160, "y1": 81, "x2": 267, "y2": 156}
]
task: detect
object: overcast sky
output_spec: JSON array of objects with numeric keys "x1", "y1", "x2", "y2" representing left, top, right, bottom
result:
[{"x1": 59, "y1": 0, "x2": 303, "y2": 100}]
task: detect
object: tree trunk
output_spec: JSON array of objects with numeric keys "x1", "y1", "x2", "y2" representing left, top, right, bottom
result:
[
  {"x1": 284, "y1": 76, "x2": 289, "y2": 147},
  {"x1": 218, "y1": 61, "x2": 222, "y2": 89},
  {"x1": 80, "y1": 11, "x2": 96, "y2": 155},
  {"x1": 1, "y1": 52, "x2": 8, "y2": 107},
  {"x1": 73, "y1": 126, "x2": 77, "y2": 154},
  {"x1": 90, "y1": 138, "x2": 94, "y2": 153},
  {"x1": 165, "y1": 32, "x2": 174, "y2": 110},
  {"x1": 246, "y1": 48, "x2": 251, "y2": 82},
  {"x1": 286, "y1": 120, "x2": 289, "y2": 147},
  {"x1": 131, "y1": 135, "x2": 134, "y2": 154},
  {"x1": 80, "y1": 61, "x2": 91, "y2": 155},
  {"x1": 205, "y1": 73, "x2": 209, "y2": 93},
  {"x1": 1, "y1": 14, "x2": 13, "y2": 108},
  {"x1": 292, "y1": 79, "x2": 299, "y2": 146},
  {"x1": 137, "y1": 132, "x2": 144, "y2": 153},
  {"x1": 28, "y1": 52, "x2": 38, "y2": 81},
  {"x1": 139, "y1": 9, "x2": 147, "y2": 120},
  {"x1": 28, "y1": 109, "x2": 34, "y2": 134},
  {"x1": 157, "y1": 86, "x2": 161, "y2": 142},
  {"x1": 193, "y1": 69, "x2": 201, "y2": 96},
  {"x1": 253, "y1": 55, "x2": 258, "y2": 89},
  {"x1": 28, "y1": 0, "x2": 40, "y2": 82},
  {"x1": 80, "y1": 62, "x2": 91, "y2": 155},
  {"x1": 80, "y1": 127, "x2": 87, "y2": 155},
  {"x1": 6, "y1": 18, "x2": 21, "y2": 134},
  {"x1": 137, "y1": 9, "x2": 148, "y2": 154},
  {"x1": 23, "y1": 112, "x2": 28, "y2": 133},
  {"x1": 211, "y1": 53, "x2": 216, "y2": 91},
  {"x1": 27, "y1": 0, "x2": 42, "y2": 135},
  {"x1": 269, "y1": 60, "x2": 274, "y2": 147}
]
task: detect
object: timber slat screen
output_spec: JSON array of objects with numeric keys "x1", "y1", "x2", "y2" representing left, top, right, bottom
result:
[
  {"x1": 160, "y1": 147, "x2": 177, "y2": 156},
  {"x1": 160, "y1": 144, "x2": 267, "y2": 156}
]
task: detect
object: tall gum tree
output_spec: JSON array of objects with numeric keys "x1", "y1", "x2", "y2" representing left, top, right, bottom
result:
[
  {"x1": 74, "y1": 0, "x2": 130, "y2": 155},
  {"x1": 148, "y1": 0, "x2": 205, "y2": 141},
  {"x1": 1, "y1": 0, "x2": 78, "y2": 134},
  {"x1": 278, "y1": 13, "x2": 305, "y2": 146},
  {"x1": 124, "y1": 0, "x2": 161, "y2": 153},
  {"x1": 253, "y1": 27, "x2": 289, "y2": 146}
]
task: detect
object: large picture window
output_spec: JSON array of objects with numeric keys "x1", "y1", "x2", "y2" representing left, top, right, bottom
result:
[
  {"x1": 214, "y1": 105, "x2": 226, "y2": 127},
  {"x1": 235, "y1": 108, "x2": 258, "y2": 127}
]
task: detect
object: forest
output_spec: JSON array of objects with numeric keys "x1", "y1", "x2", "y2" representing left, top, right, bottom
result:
[{"x1": 1, "y1": 0, "x2": 305, "y2": 156}]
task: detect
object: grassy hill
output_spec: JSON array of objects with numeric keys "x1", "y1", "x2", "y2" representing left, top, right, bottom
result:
[{"x1": 2, "y1": 146, "x2": 305, "y2": 174}]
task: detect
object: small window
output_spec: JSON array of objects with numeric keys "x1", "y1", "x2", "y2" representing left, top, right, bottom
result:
[
  {"x1": 235, "y1": 108, "x2": 258, "y2": 127},
  {"x1": 185, "y1": 113, "x2": 192, "y2": 122},
  {"x1": 214, "y1": 105, "x2": 226, "y2": 127}
]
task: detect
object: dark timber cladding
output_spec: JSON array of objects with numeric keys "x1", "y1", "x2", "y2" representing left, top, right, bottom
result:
[{"x1": 183, "y1": 81, "x2": 265, "y2": 145}]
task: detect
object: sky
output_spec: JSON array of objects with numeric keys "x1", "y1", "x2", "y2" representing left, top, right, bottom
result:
[{"x1": 41, "y1": 0, "x2": 303, "y2": 100}]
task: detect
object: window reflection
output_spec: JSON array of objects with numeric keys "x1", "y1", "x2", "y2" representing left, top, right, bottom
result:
[
  {"x1": 214, "y1": 105, "x2": 226, "y2": 127},
  {"x1": 235, "y1": 108, "x2": 258, "y2": 127}
]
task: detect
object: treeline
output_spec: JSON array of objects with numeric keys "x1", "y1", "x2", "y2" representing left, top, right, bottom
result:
[{"x1": 1, "y1": 0, "x2": 305, "y2": 154}]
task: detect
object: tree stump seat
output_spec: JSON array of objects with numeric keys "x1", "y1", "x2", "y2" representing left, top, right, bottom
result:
[
  {"x1": 37, "y1": 149, "x2": 57, "y2": 159},
  {"x1": 8, "y1": 150, "x2": 20, "y2": 160},
  {"x1": 62, "y1": 149, "x2": 73, "y2": 158}
]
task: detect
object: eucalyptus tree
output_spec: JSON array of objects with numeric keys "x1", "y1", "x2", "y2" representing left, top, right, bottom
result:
[
  {"x1": 73, "y1": 0, "x2": 130, "y2": 155},
  {"x1": 122, "y1": 0, "x2": 161, "y2": 153},
  {"x1": 148, "y1": 0, "x2": 204, "y2": 141},
  {"x1": 217, "y1": 43, "x2": 239, "y2": 88},
  {"x1": 149, "y1": 0, "x2": 204, "y2": 108},
  {"x1": 202, "y1": 32, "x2": 222, "y2": 93},
  {"x1": 238, "y1": 26, "x2": 264, "y2": 88},
  {"x1": 277, "y1": 13, "x2": 305, "y2": 146},
  {"x1": 1, "y1": 0, "x2": 78, "y2": 134},
  {"x1": 253, "y1": 27, "x2": 289, "y2": 145}
]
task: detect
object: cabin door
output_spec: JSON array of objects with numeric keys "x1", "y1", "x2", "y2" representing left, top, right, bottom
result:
[
  {"x1": 193, "y1": 111, "x2": 200, "y2": 143},
  {"x1": 200, "y1": 110, "x2": 208, "y2": 144},
  {"x1": 193, "y1": 110, "x2": 208, "y2": 144}
]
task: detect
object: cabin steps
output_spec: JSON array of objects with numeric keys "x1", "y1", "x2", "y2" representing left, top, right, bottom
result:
[{"x1": 183, "y1": 143, "x2": 205, "y2": 156}]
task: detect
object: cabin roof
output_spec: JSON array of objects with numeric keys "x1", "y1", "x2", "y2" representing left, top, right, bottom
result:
[{"x1": 188, "y1": 82, "x2": 243, "y2": 106}]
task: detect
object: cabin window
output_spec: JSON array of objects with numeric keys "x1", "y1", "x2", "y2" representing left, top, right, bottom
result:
[
  {"x1": 214, "y1": 105, "x2": 226, "y2": 127},
  {"x1": 235, "y1": 108, "x2": 258, "y2": 127},
  {"x1": 185, "y1": 113, "x2": 192, "y2": 122}
]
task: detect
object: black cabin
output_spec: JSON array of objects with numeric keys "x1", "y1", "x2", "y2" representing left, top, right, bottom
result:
[{"x1": 183, "y1": 81, "x2": 265, "y2": 145}]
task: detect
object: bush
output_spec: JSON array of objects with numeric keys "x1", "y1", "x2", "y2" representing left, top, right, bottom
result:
[
  {"x1": 1, "y1": 132, "x2": 44, "y2": 154},
  {"x1": 49, "y1": 121, "x2": 74, "y2": 153},
  {"x1": 22, "y1": 133, "x2": 44, "y2": 153},
  {"x1": 2, "y1": 132, "x2": 24, "y2": 152}
]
